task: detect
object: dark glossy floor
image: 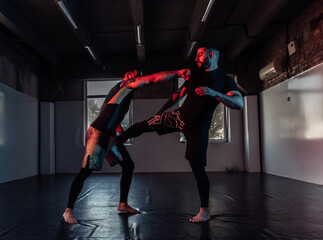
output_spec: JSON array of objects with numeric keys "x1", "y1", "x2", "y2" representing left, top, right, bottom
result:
[{"x1": 1, "y1": 172, "x2": 323, "y2": 240}]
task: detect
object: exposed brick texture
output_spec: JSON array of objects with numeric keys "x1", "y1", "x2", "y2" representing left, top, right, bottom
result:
[
  {"x1": 260, "y1": 0, "x2": 323, "y2": 90},
  {"x1": 0, "y1": 49, "x2": 40, "y2": 98}
]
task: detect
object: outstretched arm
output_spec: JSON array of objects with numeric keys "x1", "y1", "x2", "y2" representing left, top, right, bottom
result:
[
  {"x1": 108, "y1": 69, "x2": 190, "y2": 105},
  {"x1": 124, "y1": 69, "x2": 190, "y2": 89},
  {"x1": 195, "y1": 87, "x2": 244, "y2": 110},
  {"x1": 156, "y1": 85, "x2": 187, "y2": 115}
]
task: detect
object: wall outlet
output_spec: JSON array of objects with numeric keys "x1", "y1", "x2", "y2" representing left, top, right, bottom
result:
[{"x1": 287, "y1": 40, "x2": 297, "y2": 56}]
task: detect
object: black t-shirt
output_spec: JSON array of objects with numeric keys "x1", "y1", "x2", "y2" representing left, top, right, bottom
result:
[
  {"x1": 91, "y1": 80, "x2": 135, "y2": 135},
  {"x1": 179, "y1": 68, "x2": 239, "y2": 126}
]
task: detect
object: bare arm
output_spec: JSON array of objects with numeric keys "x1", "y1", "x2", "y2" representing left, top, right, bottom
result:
[
  {"x1": 195, "y1": 87, "x2": 244, "y2": 110},
  {"x1": 124, "y1": 69, "x2": 190, "y2": 89},
  {"x1": 108, "y1": 69, "x2": 190, "y2": 105}
]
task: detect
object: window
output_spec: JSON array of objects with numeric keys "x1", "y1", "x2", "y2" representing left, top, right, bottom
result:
[
  {"x1": 178, "y1": 78, "x2": 231, "y2": 143},
  {"x1": 86, "y1": 80, "x2": 133, "y2": 143}
]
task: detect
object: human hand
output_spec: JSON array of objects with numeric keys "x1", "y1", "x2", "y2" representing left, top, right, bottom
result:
[
  {"x1": 195, "y1": 87, "x2": 217, "y2": 97},
  {"x1": 178, "y1": 69, "x2": 191, "y2": 81},
  {"x1": 172, "y1": 93, "x2": 180, "y2": 102}
]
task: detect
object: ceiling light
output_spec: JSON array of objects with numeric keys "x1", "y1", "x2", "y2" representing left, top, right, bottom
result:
[
  {"x1": 137, "y1": 25, "x2": 142, "y2": 46},
  {"x1": 187, "y1": 41, "x2": 197, "y2": 57},
  {"x1": 85, "y1": 46, "x2": 97, "y2": 61},
  {"x1": 201, "y1": 0, "x2": 216, "y2": 22},
  {"x1": 58, "y1": 1, "x2": 78, "y2": 29}
]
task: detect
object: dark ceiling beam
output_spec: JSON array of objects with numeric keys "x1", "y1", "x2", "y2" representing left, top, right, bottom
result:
[
  {"x1": 227, "y1": 0, "x2": 290, "y2": 58},
  {"x1": 0, "y1": 31, "x2": 42, "y2": 66},
  {"x1": 130, "y1": 0, "x2": 146, "y2": 61},
  {"x1": 0, "y1": 0, "x2": 59, "y2": 64},
  {"x1": 53, "y1": 0, "x2": 101, "y2": 64},
  {"x1": 184, "y1": 0, "x2": 218, "y2": 60}
]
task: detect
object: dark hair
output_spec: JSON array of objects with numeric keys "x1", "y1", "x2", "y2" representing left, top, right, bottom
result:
[
  {"x1": 121, "y1": 66, "x2": 142, "y2": 78},
  {"x1": 197, "y1": 42, "x2": 220, "y2": 52}
]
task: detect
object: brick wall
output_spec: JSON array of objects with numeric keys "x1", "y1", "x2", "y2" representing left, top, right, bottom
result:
[
  {"x1": 0, "y1": 42, "x2": 40, "y2": 98},
  {"x1": 260, "y1": 0, "x2": 323, "y2": 90}
]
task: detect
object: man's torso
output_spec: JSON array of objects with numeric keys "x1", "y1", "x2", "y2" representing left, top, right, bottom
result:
[
  {"x1": 90, "y1": 80, "x2": 136, "y2": 135},
  {"x1": 179, "y1": 68, "x2": 237, "y2": 127}
]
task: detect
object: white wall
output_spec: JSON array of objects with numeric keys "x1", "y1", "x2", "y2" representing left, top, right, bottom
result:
[
  {"x1": 55, "y1": 101, "x2": 85, "y2": 173},
  {"x1": 243, "y1": 95, "x2": 261, "y2": 172},
  {"x1": 40, "y1": 102, "x2": 55, "y2": 174},
  {"x1": 0, "y1": 83, "x2": 38, "y2": 183},
  {"x1": 55, "y1": 99, "x2": 245, "y2": 173},
  {"x1": 260, "y1": 63, "x2": 323, "y2": 185}
]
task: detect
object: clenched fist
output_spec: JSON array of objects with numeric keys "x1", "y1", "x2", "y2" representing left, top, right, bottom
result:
[{"x1": 178, "y1": 69, "x2": 191, "y2": 81}]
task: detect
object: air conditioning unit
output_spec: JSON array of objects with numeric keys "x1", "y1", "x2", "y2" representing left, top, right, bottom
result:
[{"x1": 259, "y1": 58, "x2": 283, "y2": 81}]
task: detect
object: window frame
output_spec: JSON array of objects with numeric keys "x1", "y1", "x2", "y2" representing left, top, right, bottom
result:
[
  {"x1": 179, "y1": 104, "x2": 230, "y2": 143},
  {"x1": 209, "y1": 105, "x2": 230, "y2": 143}
]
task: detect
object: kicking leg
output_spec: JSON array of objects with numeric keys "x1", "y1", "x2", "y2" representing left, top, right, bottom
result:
[
  {"x1": 118, "y1": 111, "x2": 180, "y2": 143},
  {"x1": 63, "y1": 167, "x2": 92, "y2": 224},
  {"x1": 189, "y1": 161, "x2": 210, "y2": 222},
  {"x1": 118, "y1": 120, "x2": 153, "y2": 143}
]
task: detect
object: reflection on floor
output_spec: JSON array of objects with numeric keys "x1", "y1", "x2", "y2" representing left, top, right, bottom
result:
[{"x1": 0, "y1": 172, "x2": 323, "y2": 239}]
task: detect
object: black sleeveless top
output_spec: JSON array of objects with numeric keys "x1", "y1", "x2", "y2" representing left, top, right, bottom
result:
[{"x1": 91, "y1": 79, "x2": 136, "y2": 135}]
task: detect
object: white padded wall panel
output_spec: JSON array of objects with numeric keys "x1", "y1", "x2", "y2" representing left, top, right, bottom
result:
[
  {"x1": 40, "y1": 102, "x2": 55, "y2": 174},
  {"x1": 0, "y1": 83, "x2": 38, "y2": 183},
  {"x1": 55, "y1": 101, "x2": 85, "y2": 173},
  {"x1": 260, "y1": 63, "x2": 323, "y2": 185},
  {"x1": 243, "y1": 95, "x2": 261, "y2": 172}
]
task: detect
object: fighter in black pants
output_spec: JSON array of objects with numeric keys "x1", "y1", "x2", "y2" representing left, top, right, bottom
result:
[
  {"x1": 63, "y1": 66, "x2": 191, "y2": 224},
  {"x1": 118, "y1": 43, "x2": 244, "y2": 222}
]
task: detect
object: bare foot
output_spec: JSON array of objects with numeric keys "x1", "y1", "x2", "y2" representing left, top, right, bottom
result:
[
  {"x1": 189, "y1": 207, "x2": 210, "y2": 223},
  {"x1": 63, "y1": 208, "x2": 78, "y2": 224},
  {"x1": 118, "y1": 202, "x2": 141, "y2": 214}
]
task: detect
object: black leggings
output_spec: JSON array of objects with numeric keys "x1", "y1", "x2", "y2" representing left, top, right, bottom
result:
[
  {"x1": 189, "y1": 161, "x2": 210, "y2": 208},
  {"x1": 67, "y1": 144, "x2": 135, "y2": 209},
  {"x1": 118, "y1": 121, "x2": 153, "y2": 143}
]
